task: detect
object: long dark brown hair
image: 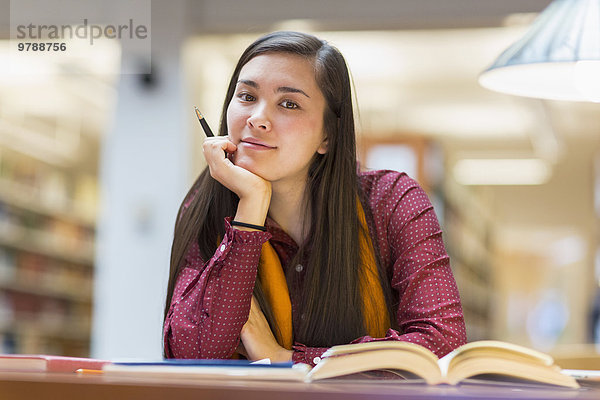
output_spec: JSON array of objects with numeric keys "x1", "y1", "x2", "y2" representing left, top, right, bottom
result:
[{"x1": 164, "y1": 31, "x2": 396, "y2": 351}]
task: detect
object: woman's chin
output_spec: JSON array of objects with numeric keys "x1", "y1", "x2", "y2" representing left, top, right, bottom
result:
[{"x1": 233, "y1": 158, "x2": 272, "y2": 181}]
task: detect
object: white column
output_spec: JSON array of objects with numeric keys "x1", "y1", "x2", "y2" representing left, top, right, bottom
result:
[{"x1": 92, "y1": 0, "x2": 190, "y2": 359}]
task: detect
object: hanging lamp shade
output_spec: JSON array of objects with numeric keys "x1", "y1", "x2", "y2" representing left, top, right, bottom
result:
[{"x1": 479, "y1": 0, "x2": 600, "y2": 102}]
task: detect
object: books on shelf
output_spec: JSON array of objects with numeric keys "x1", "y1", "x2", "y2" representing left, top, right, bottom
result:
[
  {"x1": 0, "y1": 354, "x2": 109, "y2": 373},
  {"x1": 102, "y1": 340, "x2": 579, "y2": 388}
]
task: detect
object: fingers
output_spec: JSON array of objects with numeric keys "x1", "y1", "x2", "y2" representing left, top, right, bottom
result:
[
  {"x1": 240, "y1": 296, "x2": 281, "y2": 361},
  {"x1": 202, "y1": 137, "x2": 272, "y2": 205},
  {"x1": 219, "y1": 139, "x2": 238, "y2": 155},
  {"x1": 244, "y1": 296, "x2": 266, "y2": 330},
  {"x1": 202, "y1": 136, "x2": 238, "y2": 182},
  {"x1": 247, "y1": 296, "x2": 262, "y2": 324},
  {"x1": 250, "y1": 296, "x2": 262, "y2": 313},
  {"x1": 203, "y1": 136, "x2": 237, "y2": 163},
  {"x1": 236, "y1": 342, "x2": 248, "y2": 358}
]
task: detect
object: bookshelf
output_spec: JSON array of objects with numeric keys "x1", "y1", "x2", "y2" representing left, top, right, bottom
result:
[
  {"x1": 443, "y1": 178, "x2": 495, "y2": 341},
  {"x1": 0, "y1": 148, "x2": 97, "y2": 357}
]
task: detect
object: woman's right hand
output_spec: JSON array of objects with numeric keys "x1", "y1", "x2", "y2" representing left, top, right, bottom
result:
[{"x1": 203, "y1": 136, "x2": 271, "y2": 226}]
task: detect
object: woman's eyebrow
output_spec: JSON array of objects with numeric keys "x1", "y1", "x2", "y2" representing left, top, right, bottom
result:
[
  {"x1": 237, "y1": 79, "x2": 258, "y2": 88},
  {"x1": 237, "y1": 79, "x2": 310, "y2": 98},
  {"x1": 277, "y1": 86, "x2": 310, "y2": 98}
]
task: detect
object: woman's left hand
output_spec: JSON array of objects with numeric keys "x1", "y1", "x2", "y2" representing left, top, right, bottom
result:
[{"x1": 240, "y1": 296, "x2": 293, "y2": 362}]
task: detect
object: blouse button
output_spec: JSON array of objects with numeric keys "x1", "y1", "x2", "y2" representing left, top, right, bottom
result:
[
  {"x1": 220, "y1": 244, "x2": 226, "y2": 252},
  {"x1": 313, "y1": 356, "x2": 321, "y2": 364},
  {"x1": 295, "y1": 264, "x2": 303, "y2": 272}
]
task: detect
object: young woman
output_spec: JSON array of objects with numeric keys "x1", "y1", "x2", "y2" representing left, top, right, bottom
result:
[{"x1": 163, "y1": 31, "x2": 466, "y2": 365}]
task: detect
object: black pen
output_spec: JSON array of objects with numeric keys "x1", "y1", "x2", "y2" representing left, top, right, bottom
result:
[{"x1": 194, "y1": 106, "x2": 214, "y2": 137}]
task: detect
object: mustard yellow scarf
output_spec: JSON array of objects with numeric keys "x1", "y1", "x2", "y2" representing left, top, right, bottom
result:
[{"x1": 258, "y1": 201, "x2": 389, "y2": 349}]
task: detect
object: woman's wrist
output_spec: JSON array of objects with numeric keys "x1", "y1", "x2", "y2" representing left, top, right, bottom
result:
[
  {"x1": 231, "y1": 221, "x2": 267, "y2": 231},
  {"x1": 271, "y1": 348, "x2": 293, "y2": 363},
  {"x1": 234, "y1": 187, "x2": 271, "y2": 230}
]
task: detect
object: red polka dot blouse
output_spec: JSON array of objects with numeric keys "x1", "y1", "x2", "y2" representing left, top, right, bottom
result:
[{"x1": 163, "y1": 170, "x2": 467, "y2": 366}]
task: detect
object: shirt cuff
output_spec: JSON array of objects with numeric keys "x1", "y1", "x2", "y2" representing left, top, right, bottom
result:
[
  {"x1": 292, "y1": 343, "x2": 329, "y2": 367},
  {"x1": 225, "y1": 216, "x2": 272, "y2": 244},
  {"x1": 211, "y1": 217, "x2": 272, "y2": 263}
]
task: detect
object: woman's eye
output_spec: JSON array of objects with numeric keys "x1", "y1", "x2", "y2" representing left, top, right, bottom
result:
[
  {"x1": 238, "y1": 93, "x2": 256, "y2": 102},
  {"x1": 280, "y1": 100, "x2": 299, "y2": 109}
]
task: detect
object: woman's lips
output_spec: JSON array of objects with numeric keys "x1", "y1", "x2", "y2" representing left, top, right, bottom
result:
[{"x1": 240, "y1": 138, "x2": 276, "y2": 150}]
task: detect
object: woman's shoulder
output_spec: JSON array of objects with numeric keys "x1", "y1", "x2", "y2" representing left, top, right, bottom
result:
[
  {"x1": 358, "y1": 169, "x2": 435, "y2": 229},
  {"x1": 358, "y1": 168, "x2": 423, "y2": 198}
]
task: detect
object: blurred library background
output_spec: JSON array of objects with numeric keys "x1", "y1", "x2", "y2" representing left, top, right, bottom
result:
[{"x1": 0, "y1": 0, "x2": 599, "y2": 366}]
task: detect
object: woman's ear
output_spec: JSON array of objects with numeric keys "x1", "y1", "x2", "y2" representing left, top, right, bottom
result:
[{"x1": 317, "y1": 137, "x2": 328, "y2": 154}]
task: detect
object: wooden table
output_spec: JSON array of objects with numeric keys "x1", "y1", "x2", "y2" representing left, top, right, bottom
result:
[{"x1": 1, "y1": 371, "x2": 599, "y2": 400}]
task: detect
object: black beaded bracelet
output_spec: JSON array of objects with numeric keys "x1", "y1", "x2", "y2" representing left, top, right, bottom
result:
[{"x1": 231, "y1": 220, "x2": 267, "y2": 232}]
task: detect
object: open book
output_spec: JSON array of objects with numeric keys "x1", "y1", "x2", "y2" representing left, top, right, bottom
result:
[
  {"x1": 103, "y1": 341, "x2": 578, "y2": 388},
  {"x1": 308, "y1": 340, "x2": 579, "y2": 388}
]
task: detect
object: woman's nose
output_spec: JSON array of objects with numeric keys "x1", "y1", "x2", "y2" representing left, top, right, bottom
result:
[{"x1": 247, "y1": 106, "x2": 271, "y2": 131}]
